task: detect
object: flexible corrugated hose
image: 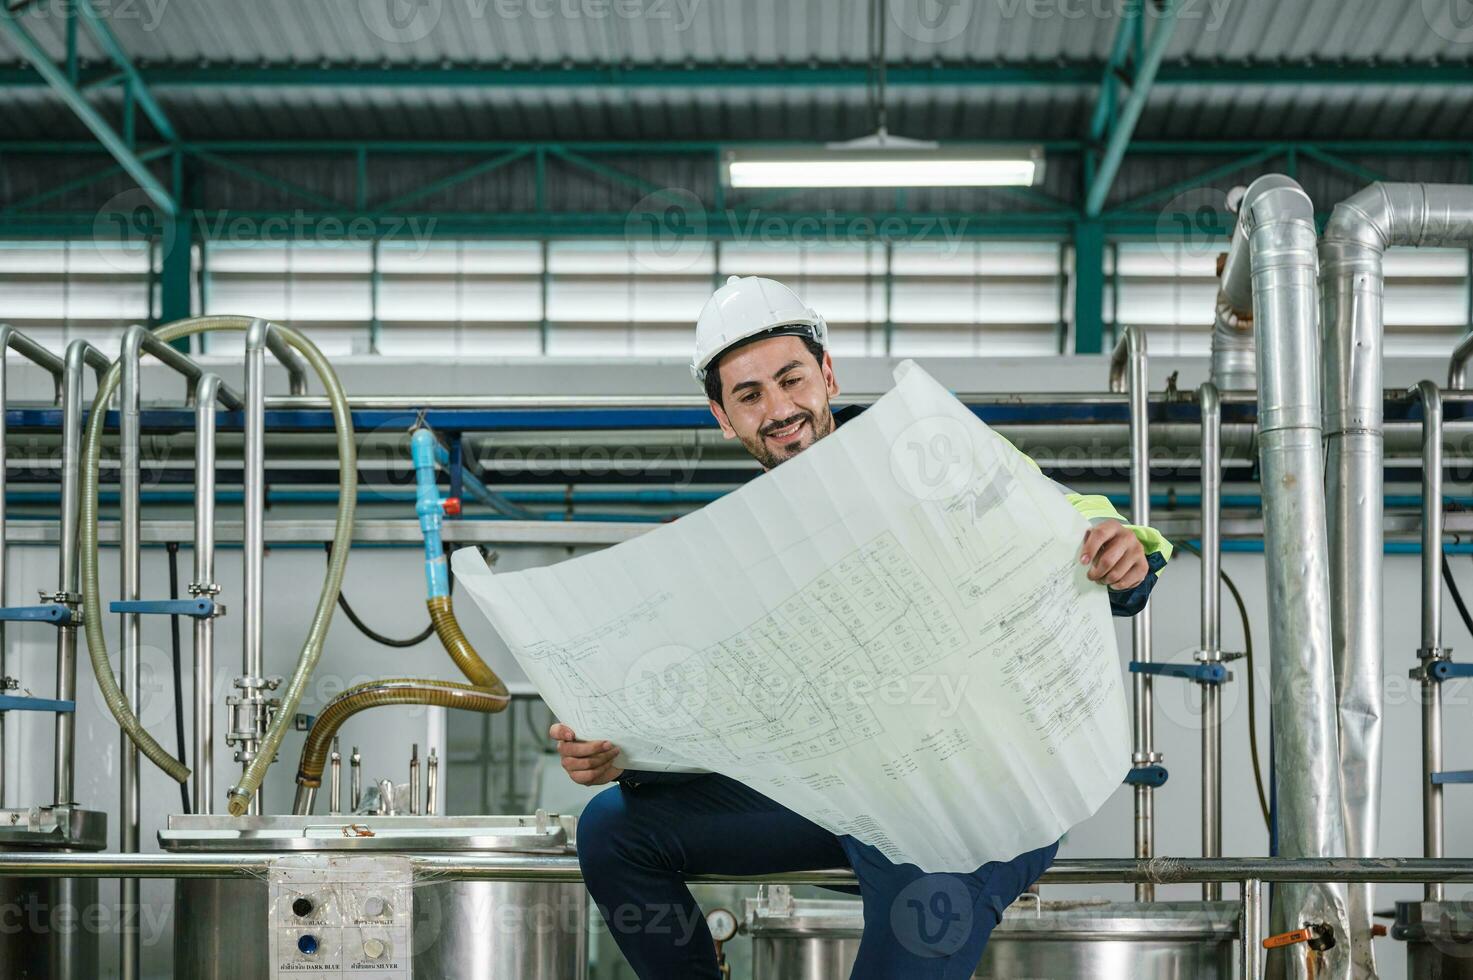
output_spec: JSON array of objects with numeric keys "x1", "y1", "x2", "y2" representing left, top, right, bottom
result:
[
  {"x1": 77, "y1": 316, "x2": 356, "y2": 809},
  {"x1": 427, "y1": 594, "x2": 508, "y2": 695},
  {"x1": 292, "y1": 678, "x2": 510, "y2": 812}
]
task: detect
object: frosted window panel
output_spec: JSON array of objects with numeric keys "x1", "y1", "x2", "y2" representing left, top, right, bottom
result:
[
  {"x1": 718, "y1": 242, "x2": 805, "y2": 275},
  {"x1": 1384, "y1": 282, "x2": 1468, "y2": 326},
  {"x1": 629, "y1": 278, "x2": 715, "y2": 321},
  {"x1": 891, "y1": 280, "x2": 1058, "y2": 325},
  {"x1": 4, "y1": 281, "x2": 70, "y2": 317},
  {"x1": 546, "y1": 325, "x2": 637, "y2": 356},
  {"x1": 892, "y1": 326, "x2": 1054, "y2": 357},
  {"x1": 64, "y1": 278, "x2": 151, "y2": 320},
  {"x1": 1116, "y1": 244, "x2": 1218, "y2": 277},
  {"x1": 629, "y1": 323, "x2": 690, "y2": 356},
  {"x1": 1384, "y1": 248, "x2": 1467, "y2": 277},
  {"x1": 456, "y1": 278, "x2": 543, "y2": 321},
  {"x1": 378, "y1": 243, "x2": 462, "y2": 274},
  {"x1": 891, "y1": 242, "x2": 1058, "y2": 277},
  {"x1": 548, "y1": 279, "x2": 634, "y2": 322},
  {"x1": 282, "y1": 281, "x2": 373, "y2": 320},
  {"x1": 204, "y1": 324, "x2": 360, "y2": 357},
  {"x1": 375, "y1": 324, "x2": 541, "y2": 356},
  {"x1": 826, "y1": 324, "x2": 884, "y2": 358},
  {"x1": 1138, "y1": 326, "x2": 1211, "y2": 357},
  {"x1": 1115, "y1": 281, "x2": 1219, "y2": 325},
  {"x1": 206, "y1": 244, "x2": 292, "y2": 273},
  {"x1": 458, "y1": 242, "x2": 542, "y2": 274},
  {"x1": 548, "y1": 243, "x2": 635, "y2": 275},
  {"x1": 797, "y1": 280, "x2": 883, "y2": 324},
  {"x1": 204, "y1": 279, "x2": 292, "y2": 320},
  {"x1": 0, "y1": 244, "x2": 72, "y2": 272},
  {"x1": 629, "y1": 240, "x2": 715, "y2": 276},
  {"x1": 65, "y1": 244, "x2": 152, "y2": 275}
]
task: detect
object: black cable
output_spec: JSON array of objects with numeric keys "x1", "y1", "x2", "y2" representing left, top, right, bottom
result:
[
  {"x1": 1173, "y1": 540, "x2": 1270, "y2": 833},
  {"x1": 324, "y1": 542, "x2": 458, "y2": 648},
  {"x1": 166, "y1": 543, "x2": 190, "y2": 815},
  {"x1": 1445, "y1": 552, "x2": 1473, "y2": 638}
]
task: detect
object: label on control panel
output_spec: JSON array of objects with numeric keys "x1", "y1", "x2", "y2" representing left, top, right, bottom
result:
[{"x1": 268, "y1": 855, "x2": 413, "y2": 978}]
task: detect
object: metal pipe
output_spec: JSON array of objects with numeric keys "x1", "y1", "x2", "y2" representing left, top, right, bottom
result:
[
  {"x1": 1200, "y1": 382, "x2": 1223, "y2": 901},
  {"x1": 0, "y1": 852, "x2": 1472, "y2": 886},
  {"x1": 1110, "y1": 325, "x2": 1156, "y2": 903},
  {"x1": 1211, "y1": 294, "x2": 1256, "y2": 391},
  {"x1": 1321, "y1": 182, "x2": 1473, "y2": 975},
  {"x1": 1243, "y1": 878, "x2": 1265, "y2": 980},
  {"x1": 426, "y1": 748, "x2": 438, "y2": 815},
  {"x1": 1450, "y1": 330, "x2": 1473, "y2": 390},
  {"x1": 1410, "y1": 381, "x2": 1446, "y2": 903},
  {"x1": 261, "y1": 328, "x2": 310, "y2": 396},
  {"x1": 55, "y1": 341, "x2": 109, "y2": 807},
  {"x1": 1227, "y1": 174, "x2": 1352, "y2": 979},
  {"x1": 193, "y1": 374, "x2": 222, "y2": 814},
  {"x1": 350, "y1": 746, "x2": 361, "y2": 812},
  {"x1": 409, "y1": 744, "x2": 420, "y2": 816},
  {"x1": 329, "y1": 740, "x2": 341, "y2": 816},
  {"x1": 240, "y1": 319, "x2": 268, "y2": 812}
]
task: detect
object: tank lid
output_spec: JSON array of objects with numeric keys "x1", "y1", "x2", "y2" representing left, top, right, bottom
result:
[
  {"x1": 0, "y1": 806, "x2": 107, "y2": 852},
  {"x1": 159, "y1": 813, "x2": 573, "y2": 853}
]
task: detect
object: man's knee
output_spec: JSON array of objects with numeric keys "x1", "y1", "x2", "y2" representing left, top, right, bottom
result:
[{"x1": 576, "y1": 786, "x2": 640, "y2": 881}]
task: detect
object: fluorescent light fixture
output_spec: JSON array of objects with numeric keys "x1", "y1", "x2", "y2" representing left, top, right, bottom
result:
[{"x1": 724, "y1": 145, "x2": 1044, "y2": 189}]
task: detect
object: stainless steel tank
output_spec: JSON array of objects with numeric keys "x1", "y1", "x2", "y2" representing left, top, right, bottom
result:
[
  {"x1": 0, "y1": 805, "x2": 107, "y2": 980},
  {"x1": 744, "y1": 887, "x2": 1240, "y2": 979},
  {"x1": 1395, "y1": 899, "x2": 1473, "y2": 979},
  {"x1": 161, "y1": 813, "x2": 588, "y2": 979}
]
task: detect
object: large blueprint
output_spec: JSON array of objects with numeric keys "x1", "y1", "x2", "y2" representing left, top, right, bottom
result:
[{"x1": 452, "y1": 360, "x2": 1129, "y2": 872}]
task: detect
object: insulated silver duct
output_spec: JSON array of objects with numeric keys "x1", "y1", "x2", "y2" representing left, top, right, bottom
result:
[
  {"x1": 1210, "y1": 294, "x2": 1255, "y2": 390},
  {"x1": 1222, "y1": 174, "x2": 1351, "y2": 980},
  {"x1": 1320, "y1": 182, "x2": 1473, "y2": 978}
]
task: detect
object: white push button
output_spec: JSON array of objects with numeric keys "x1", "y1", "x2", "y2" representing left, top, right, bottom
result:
[
  {"x1": 362, "y1": 937, "x2": 387, "y2": 960},
  {"x1": 363, "y1": 895, "x2": 390, "y2": 918}
]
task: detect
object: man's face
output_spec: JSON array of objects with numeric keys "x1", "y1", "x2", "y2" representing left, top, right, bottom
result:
[{"x1": 707, "y1": 335, "x2": 840, "y2": 470}]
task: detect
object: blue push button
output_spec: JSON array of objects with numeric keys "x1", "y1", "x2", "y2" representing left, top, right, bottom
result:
[{"x1": 297, "y1": 934, "x2": 318, "y2": 956}]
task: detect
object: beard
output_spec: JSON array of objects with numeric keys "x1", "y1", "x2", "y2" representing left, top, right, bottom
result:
[{"x1": 741, "y1": 407, "x2": 835, "y2": 470}]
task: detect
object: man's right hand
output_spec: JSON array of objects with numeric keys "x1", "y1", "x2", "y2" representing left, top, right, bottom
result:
[{"x1": 550, "y1": 723, "x2": 624, "y2": 786}]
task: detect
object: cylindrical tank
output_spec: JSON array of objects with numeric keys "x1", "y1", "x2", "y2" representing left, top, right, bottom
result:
[
  {"x1": 161, "y1": 813, "x2": 587, "y2": 979},
  {"x1": 1395, "y1": 900, "x2": 1473, "y2": 979},
  {"x1": 0, "y1": 806, "x2": 107, "y2": 980},
  {"x1": 744, "y1": 889, "x2": 1241, "y2": 979}
]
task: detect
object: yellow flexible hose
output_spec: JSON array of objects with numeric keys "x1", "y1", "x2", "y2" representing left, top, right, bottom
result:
[
  {"x1": 427, "y1": 594, "x2": 508, "y2": 695},
  {"x1": 295, "y1": 678, "x2": 510, "y2": 791}
]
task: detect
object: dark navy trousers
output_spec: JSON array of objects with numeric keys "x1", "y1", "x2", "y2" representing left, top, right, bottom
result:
[{"x1": 577, "y1": 771, "x2": 1058, "y2": 979}]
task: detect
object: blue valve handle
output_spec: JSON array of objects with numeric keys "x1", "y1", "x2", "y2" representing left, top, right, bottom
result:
[
  {"x1": 1129, "y1": 660, "x2": 1229, "y2": 684},
  {"x1": 1430, "y1": 660, "x2": 1473, "y2": 681},
  {"x1": 109, "y1": 598, "x2": 216, "y2": 618},
  {"x1": 0, "y1": 604, "x2": 71, "y2": 625},
  {"x1": 1124, "y1": 765, "x2": 1169, "y2": 787}
]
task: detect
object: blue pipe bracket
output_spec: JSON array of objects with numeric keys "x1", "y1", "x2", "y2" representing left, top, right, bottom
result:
[
  {"x1": 108, "y1": 598, "x2": 216, "y2": 618},
  {"x1": 0, "y1": 604, "x2": 71, "y2": 625},
  {"x1": 1431, "y1": 771, "x2": 1473, "y2": 785},
  {"x1": 1128, "y1": 660, "x2": 1230, "y2": 684},
  {"x1": 0, "y1": 696, "x2": 75, "y2": 713},
  {"x1": 1124, "y1": 765, "x2": 1169, "y2": 787}
]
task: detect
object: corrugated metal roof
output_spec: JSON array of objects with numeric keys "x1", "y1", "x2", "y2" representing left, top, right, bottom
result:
[{"x1": 5, "y1": 0, "x2": 1470, "y2": 69}]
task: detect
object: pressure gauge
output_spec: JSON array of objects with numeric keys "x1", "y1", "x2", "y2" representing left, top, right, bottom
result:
[{"x1": 706, "y1": 907, "x2": 738, "y2": 943}]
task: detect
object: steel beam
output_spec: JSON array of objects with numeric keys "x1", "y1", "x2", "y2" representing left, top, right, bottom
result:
[
  {"x1": 0, "y1": 7, "x2": 175, "y2": 215},
  {"x1": 74, "y1": 0, "x2": 176, "y2": 142}
]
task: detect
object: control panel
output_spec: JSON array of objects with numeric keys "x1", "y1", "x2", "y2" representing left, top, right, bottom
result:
[{"x1": 268, "y1": 855, "x2": 412, "y2": 977}]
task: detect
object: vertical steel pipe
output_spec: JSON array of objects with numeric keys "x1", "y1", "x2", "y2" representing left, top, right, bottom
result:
[
  {"x1": 351, "y1": 746, "x2": 362, "y2": 812},
  {"x1": 1110, "y1": 325, "x2": 1156, "y2": 902},
  {"x1": 1410, "y1": 381, "x2": 1445, "y2": 902},
  {"x1": 1243, "y1": 878, "x2": 1265, "y2": 980},
  {"x1": 1224, "y1": 174, "x2": 1351, "y2": 980},
  {"x1": 193, "y1": 374, "x2": 222, "y2": 814},
  {"x1": 0, "y1": 326, "x2": 64, "y2": 806},
  {"x1": 1321, "y1": 182, "x2": 1473, "y2": 974},
  {"x1": 241, "y1": 320, "x2": 268, "y2": 814},
  {"x1": 118, "y1": 330, "x2": 145, "y2": 980},
  {"x1": 1200, "y1": 381, "x2": 1223, "y2": 901}
]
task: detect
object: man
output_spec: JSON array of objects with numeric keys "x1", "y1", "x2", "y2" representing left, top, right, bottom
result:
[{"x1": 551, "y1": 276, "x2": 1171, "y2": 978}]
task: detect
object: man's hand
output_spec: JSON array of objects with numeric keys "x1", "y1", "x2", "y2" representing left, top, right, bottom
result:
[
  {"x1": 1079, "y1": 520, "x2": 1149, "y2": 590},
  {"x1": 550, "y1": 723, "x2": 624, "y2": 786}
]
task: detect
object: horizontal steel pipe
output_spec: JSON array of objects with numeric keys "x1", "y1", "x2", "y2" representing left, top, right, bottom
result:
[{"x1": 4, "y1": 853, "x2": 1473, "y2": 885}]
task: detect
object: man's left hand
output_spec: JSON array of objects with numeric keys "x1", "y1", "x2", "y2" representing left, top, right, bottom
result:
[{"x1": 1079, "y1": 520, "x2": 1149, "y2": 590}]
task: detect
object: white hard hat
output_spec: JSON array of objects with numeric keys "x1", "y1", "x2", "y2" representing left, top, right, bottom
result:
[{"x1": 691, "y1": 275, "x2": 828, "y2": 382}]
